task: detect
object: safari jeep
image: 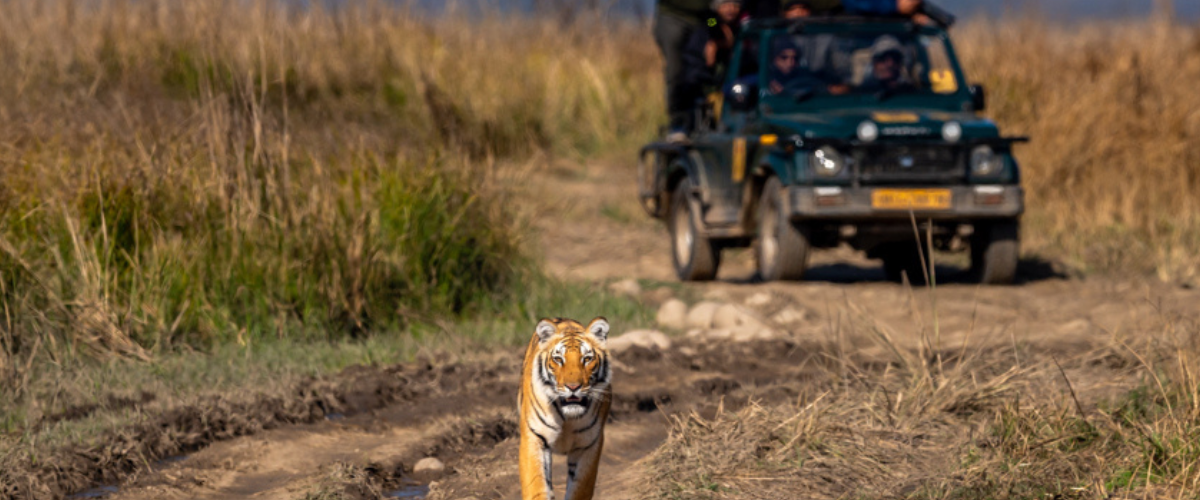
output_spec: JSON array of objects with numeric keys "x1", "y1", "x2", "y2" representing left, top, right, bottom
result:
[{"x1": 638, "y1": 16, "x2": 1027, "y2": 284}]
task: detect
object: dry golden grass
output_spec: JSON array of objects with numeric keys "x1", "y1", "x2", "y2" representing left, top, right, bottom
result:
[
  {"x1": 0, "y1": 0, "x2": 661, "y2": 402},
  {"x1": 0, "y1": 0, "x2": 1198, "y2": 435},
  {"x1": 641, "y1": 315, "x2": 1200, "y2": 500},
  {"x1": 955, "y1": 19, "x2": 1200, "y2": 279}
]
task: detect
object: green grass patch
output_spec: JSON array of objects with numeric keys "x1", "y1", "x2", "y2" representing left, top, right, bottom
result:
[{"x1": 0, "y1": 272, "x2": 652, "y2": 457}]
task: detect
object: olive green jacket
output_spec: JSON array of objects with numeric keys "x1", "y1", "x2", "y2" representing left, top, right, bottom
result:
[{"x1": 657, "y1": 0, "x2": 713, "y2": 25}]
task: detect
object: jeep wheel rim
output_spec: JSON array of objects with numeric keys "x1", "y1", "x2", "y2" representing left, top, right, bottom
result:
[{"x1": 674, "y1": 200, "x2": 693, "y2": 266}]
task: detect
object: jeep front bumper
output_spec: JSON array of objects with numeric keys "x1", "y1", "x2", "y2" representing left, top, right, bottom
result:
[{"x1": 787, "y1": 185, "x2": 1024, "y2": 220}]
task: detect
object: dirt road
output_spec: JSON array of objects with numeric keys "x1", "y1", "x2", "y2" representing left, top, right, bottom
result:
[{"x1": 100, "y1": 161, "x2": 1200, "y2": 500}]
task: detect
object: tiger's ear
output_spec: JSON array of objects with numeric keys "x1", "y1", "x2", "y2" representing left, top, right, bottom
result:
[
  {"x1": 535, "y1": 319, "x2": 557, "y2": 343},
  {"x1": 588, "y1": 317, "x2": 610, "y2": 342}
]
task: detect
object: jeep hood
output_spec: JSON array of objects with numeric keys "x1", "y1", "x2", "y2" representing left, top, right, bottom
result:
[{"x1": 761, "y1": 109, "x2": 1000, "y2": 141}]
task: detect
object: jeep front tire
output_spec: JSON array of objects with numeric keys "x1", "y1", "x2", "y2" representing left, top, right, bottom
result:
[
  {"x1": 971, "y1": 220, "x2": 1019, "y2": 285},
  {"x1": 670, "y1": 177, "x2": 720, "y2": 281},
  {"x1": 756, "y1": 177, "x2": 810, "y2": 281}
]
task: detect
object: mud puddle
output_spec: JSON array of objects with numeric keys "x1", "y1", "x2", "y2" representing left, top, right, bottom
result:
[
  {"x1": 66, "y1": 486, "x2": 119, "y2": 499},
  {"x1": 384, "y1": 482, "x2": 430, "y2": 498}
]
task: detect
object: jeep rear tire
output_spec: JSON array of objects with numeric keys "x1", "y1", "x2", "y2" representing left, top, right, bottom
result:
[
  {"x1": 756, "y1": 177, "x2": 810, "y2": 281},
  {"x1": 972, "y1": 220, "x2": 1019, "y2": 285},
  {"x1": 670, "y1": 178, "x2": 720, "y2": 281}
]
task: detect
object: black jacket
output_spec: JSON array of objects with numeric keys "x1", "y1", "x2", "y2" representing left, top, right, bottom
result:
[{"x1": 681, "y1": 19, "x2": 739, "y2": 88}]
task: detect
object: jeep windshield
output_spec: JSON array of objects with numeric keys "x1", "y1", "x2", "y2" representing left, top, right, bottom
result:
[{"x1": 756, "y1": 27, "x2": 969, "y2": 111}]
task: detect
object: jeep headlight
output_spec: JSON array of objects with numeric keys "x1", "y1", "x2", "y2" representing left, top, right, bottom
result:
[
  {"x1": 942, "y1": 121, "x2": 963, "y2": 143},
  {"x1": 811, "y1": 146, "x2": 844, "y2": 177},
  {"x1": 857, "y1": 121, "x2": 879, "y2": 143},
  {"x1": 970, "y1": 145, "x2": 1002, "y2": 177}
]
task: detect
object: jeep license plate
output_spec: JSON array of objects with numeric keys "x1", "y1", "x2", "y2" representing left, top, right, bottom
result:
[{"x1": 871, "y1": 189, "x2": 952, "y2": 210}]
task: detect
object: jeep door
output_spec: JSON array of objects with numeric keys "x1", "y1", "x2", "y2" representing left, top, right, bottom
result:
[{"x1": 690, "y1": 31, "x2": 764, "y2": 229}]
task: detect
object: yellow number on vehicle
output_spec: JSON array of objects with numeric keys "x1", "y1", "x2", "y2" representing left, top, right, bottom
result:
[
  {"x1": 930, "y1": 70, "x2": 958, "y2": 94},
  {"x1": 872, "y1": 112, "x2": 920, "y2": 123},
  {"x1": 732, "y1": 137, "x2": 747, "y2": 182},
  {"x1": 871, "y1": 189, "x2": 953, "y2": 210}
]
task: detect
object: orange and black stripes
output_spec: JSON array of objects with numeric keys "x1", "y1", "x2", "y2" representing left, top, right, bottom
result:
[{"x1": 518, "y1": 317, "x2": 612, "y2": 500}]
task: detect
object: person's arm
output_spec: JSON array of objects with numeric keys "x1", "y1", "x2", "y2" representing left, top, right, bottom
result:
[
  {"x1": 843, "y1": 0, "x2": 948, "y2": 26},
  {"x1": 896, "y1": 0, "x2": 922, "y2": 15}
]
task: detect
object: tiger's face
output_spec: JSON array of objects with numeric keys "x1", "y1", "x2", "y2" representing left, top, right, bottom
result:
[{"x1": 534, "y1": 317, "x2": 610, "y2": 419}]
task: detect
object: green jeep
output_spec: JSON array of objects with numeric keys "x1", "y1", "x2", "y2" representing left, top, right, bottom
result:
[{"x1": 638, "y1": 16, "x2": 1027, "y2": 284}]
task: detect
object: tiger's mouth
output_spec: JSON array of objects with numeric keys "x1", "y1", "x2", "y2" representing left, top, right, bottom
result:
[{"x1": 560, "y1": 395, "x2": 590, "y2": 406}]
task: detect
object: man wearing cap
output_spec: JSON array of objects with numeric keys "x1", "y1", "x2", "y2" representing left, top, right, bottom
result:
[{"x1": 856, "y1": 36, "x2": 916, "y2": 93}]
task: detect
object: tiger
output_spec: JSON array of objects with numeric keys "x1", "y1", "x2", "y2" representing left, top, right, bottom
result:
[{"x1": 518, "y1": 317, "x2": 612, "y2": 500}]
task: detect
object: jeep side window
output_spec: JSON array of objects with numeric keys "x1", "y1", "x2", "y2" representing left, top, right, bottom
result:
[
  {"x1": 921, "y1": 34, "x2": 958, "y2": 94},
  {"x1": 736, "y1": 32, "x2": 761, "y2": 79}
]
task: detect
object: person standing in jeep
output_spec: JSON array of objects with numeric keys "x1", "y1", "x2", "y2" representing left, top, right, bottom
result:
[{"x1": 654, "y1": 0, "x2": 713, "y2": 143}]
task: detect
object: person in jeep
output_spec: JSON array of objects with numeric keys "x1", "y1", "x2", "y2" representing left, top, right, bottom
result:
[
  {"x1": 767, "y1": 42, "x2": 799, "y2": 94},
  {"x1": 655, "y1": 0, "x2": 951, "y2": 143},
  {"x1": 782, "y1": 0, "x2": 813, "y2": 18},
  {"x1": 765, "y1": 40, "x2": 846, "y2": 97},
  {"x1": 856, "y1": 37, "x2": 917, "y2": 93},
  {"x1": 742, "y1": 0, "x2": 934, "y2": 21}
]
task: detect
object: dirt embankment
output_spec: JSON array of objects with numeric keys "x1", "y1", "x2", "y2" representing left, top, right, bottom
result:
[{"x1": 0, "y1": 360, "x2": 505, "y2": 499}]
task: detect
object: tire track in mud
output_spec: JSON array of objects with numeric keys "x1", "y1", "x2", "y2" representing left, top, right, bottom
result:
[
  {"x1": 101, "y1": 359, "x2": 525, "y2": 500},
  {"x1": 0, "y1": 360, "x2": 510, "y2": 500},
  {"x1": 10, "y1": 332, "x2": 825, "y2": 500},
  {"x1": 427, "y1": 339, "x2": 831, "y2": 500}
]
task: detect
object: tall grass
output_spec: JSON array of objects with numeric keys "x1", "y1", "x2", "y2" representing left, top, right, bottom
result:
[
  {"x1": 1, "y1": 1, "x2": 1199, "y2": 377},
  {"x1": 0, "y1": 0, "x2": 663, "y2": 392},
  {"x1": 955, "y1": 18, "x2": 1200, "y2": 279}
]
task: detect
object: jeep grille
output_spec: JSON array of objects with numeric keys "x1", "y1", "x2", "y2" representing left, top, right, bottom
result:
[{"x1": 854, "y1": 146, "x2": 963, "y2": 184}]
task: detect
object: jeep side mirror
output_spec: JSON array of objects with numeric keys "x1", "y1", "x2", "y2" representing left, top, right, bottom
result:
[
  {"x1": 727, "y1": 82, "x2": 759, "y2": 112},
  {"x1": 969, "y1": 84, "x2": 986, "y2": 112}
]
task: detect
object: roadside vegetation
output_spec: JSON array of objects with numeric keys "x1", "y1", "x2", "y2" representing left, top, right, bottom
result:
[
  {"x1": 643, "y1": 306, "x2": 1200, "y2": 499},
  {"x1": 954, "y1": 18, "x2": 1200, "y2": 281},
  {"x1": 0, "y1": 0, "x2": 655, "y2": 480}
]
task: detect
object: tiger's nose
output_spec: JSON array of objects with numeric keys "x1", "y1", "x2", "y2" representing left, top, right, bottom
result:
[{"x1": 565, "y1": 383, "x2": 582, "y2": 392}]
